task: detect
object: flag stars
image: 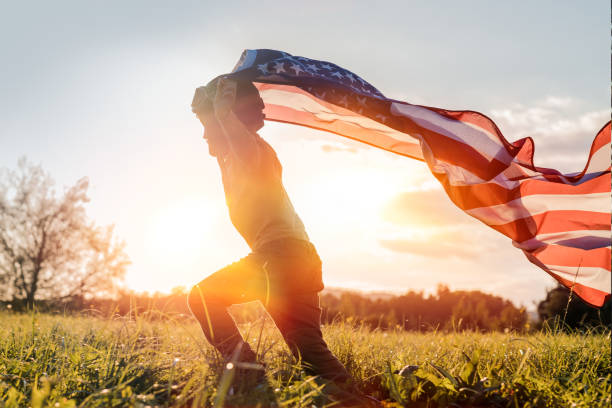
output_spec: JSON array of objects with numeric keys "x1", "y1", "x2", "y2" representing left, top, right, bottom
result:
[
  {"x1": 307, "y1": 63, "x2": 320, "y2": 73},
  {"x1": 273, "y1": 62, "x2": 286, "y2": 73},
  {"x1": 362, "y1": 88, "x2": 375, "y2": 96},
  {"x1": 290, "y1": 63, "x2": 304, "y2": 76},
  {"x1": 262, "y1": 55, "x2": 386, "y2": 110},
  {"x1": 257, "y1": 64, "x2": 269, "y2": 75}
]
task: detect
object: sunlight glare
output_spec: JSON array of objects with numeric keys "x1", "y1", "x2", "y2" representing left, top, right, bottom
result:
[
  {"x1": 297, "y1": 168, "x2": 398, "y2": 225},
  {"x1": 148, "y1": 197, "x2": 215, "y2": 256}
]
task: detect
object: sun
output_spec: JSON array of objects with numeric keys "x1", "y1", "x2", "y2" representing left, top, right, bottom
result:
[
  {"x1": 126, "y1": 196, "x2": 229, "y2": 294},
  {"x1": 148, "y1": 197, "x2": 215, "y2": 256},
  {"x1": 295, "y1": 166, "x2": 400, "y2": 225}
]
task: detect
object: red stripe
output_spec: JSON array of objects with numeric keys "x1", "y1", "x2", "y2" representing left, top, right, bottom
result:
[
  {"x1": 260, "y1": 83, "x2": 510, "y2": 179},
  {"x1": 415, "y1": 107, "x2": 562, "y2": 175},
  {"x1": 394, "y1": 109, "x2": 580, "y2": 183},
  {"x1": 422, "y1": 106, "x2": 611, "y2": 178},
  {"x1": 563, "y1": 122, "x2": 611, "y2": 182},
  {"x1": 524, "y1": 252, "x2": 610, "y2": 307},
  {"x1": 254, "y1": 80, "x2": 612, "y2": 305},
  {"x1": 563, "y1": 281, "x2": 610, "y2": 308},
  {"x1": 259, "y1": 83, "x2": 610, "y2": 185},
  {"x1": 404, "y1": 119, "x2": 511, "y2": 180},
  {"x1": 440, "y1": 172, "x2": 611, "y2": 211},
  {"x1": 529, "y1": 262, "x2": 610, "y2": 307},
  {"x1": 258, "y1": 83, "x2": 425, "y2": 159},
  {"x1": 263, "y1": 103, "x2": 424, "y2": 159},
  {"x1": 422, "y1": 108, "x2": 509, "y2": 148},
  {"x1": 489, "y1": 210, "x2": 610, "y2": 242},
  {"x1": 533, "y1": 245, "x2": 611, "y2": 271},
  {"x1": 546, "y1": 274, "x2": 610, "y2": 308},
  {"x1": 589, "y1": 122, "x2": 611, "y2": 154}
]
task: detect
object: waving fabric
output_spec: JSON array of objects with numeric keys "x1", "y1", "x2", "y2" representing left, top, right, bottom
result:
[{"x1": 223, "y1": 49, "x2": 611, "y2": 307}]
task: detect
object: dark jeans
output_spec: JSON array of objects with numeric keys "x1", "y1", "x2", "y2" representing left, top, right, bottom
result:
[{"x1": 187, "y1": 239, "x2": 350, "y2": 383}]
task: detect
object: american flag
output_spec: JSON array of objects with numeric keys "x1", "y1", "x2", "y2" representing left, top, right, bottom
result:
[{"x1": 227, "y1": 49, "x2": 611, "y2": 307}]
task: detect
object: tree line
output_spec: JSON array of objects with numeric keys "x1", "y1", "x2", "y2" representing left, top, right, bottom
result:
[
  {"x1": 0, "y1": 284, "x2": 529, "y2": 332},
  {"x1": 320, "y1": 284, "x2": 528, "y2": 331},
  {"x1": 6, "y1": 284, "x2": 607, "y2": 332},
  {"x1": 1, "y1": 159, "x2": 609, "y2": 332}
]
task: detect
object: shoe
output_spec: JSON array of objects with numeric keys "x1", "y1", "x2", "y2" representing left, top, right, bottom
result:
[
  {"x1": 394, "y1": 364, "x2": 419, "y2": 376},
  {"x1": 225, "y1": 360, "x2": 267, "y2": 392}
]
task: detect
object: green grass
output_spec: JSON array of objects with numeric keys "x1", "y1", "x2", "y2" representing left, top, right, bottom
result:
[{"x1": 0, "y1": 309, "x2": 609, "y2": 407}]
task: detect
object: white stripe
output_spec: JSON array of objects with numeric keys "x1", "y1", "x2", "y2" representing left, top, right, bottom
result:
[
  {"x1": 390, "y1": 102, "x2": 514, "y2": 164},
  {"x1": 586, "y1": 142, "x2": 612, "y2": 174},
  {"x1": 426, "y1": 155, "x2": 550, "y2": 190},
  {"x1": 419, "y1": 135, "x2": 559, "y2": 191},
  {"x1": 545, "y1": 264, "x2": 611, "y2": 293},
  {"x1": 410, "y1": 114, "x2": 607, "y2": 187},
  {"x1": 260, "y1": 81, "x2": 611, "y2": 300},
  {"x1": 260, "y1": 88, "x2": 422, "y2": 145},
  {"x1": 466, "y1": 192, "x2": 610, "y2": 225},
  {"x1": 515, "y1": 230, "x2": 611, "y2": 251},
  {"x1": 389, "y1": 102, "x2": 608, "y2": 186},
  {"x1": 429, "y1": 155, "x2": 609, "y2": 191},
  {"x1": 500, "y1": 161, "x2": 542, "y2": 181},
  {"x1": 265, "y1": 88, "x2": 607, "y2": 192}
]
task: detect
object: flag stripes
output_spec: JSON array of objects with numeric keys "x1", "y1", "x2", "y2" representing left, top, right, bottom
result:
[
  {"x1": 259, "y1": 84, "x2": 424, "y2": 159},
  {"x1": 227, "y1": 49, "x2": 611, "y2": 306},
  {"x1": 534, "y1": 246, "x2": 610, "y2": 272},
  {"x1": 445, "y1": 175, "x2": 610, "y2": 211}
]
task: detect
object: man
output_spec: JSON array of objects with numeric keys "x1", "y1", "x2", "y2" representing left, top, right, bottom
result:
[{"x1": 188, "y1": 76, "x2": 378, "y2": 406}]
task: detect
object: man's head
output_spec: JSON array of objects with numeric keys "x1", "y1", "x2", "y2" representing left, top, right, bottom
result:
[{"x1": 192, "y1": 78, "x2": 265, "y2": 156}]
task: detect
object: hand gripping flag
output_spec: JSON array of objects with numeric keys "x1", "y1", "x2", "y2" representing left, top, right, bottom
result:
[{"x1": 222, "y1": 49, "x2": 611, "y2": 307}]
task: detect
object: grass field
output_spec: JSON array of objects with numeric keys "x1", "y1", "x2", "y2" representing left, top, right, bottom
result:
[{"x1": 0, "y1": 309, "x2": 610, "y2": 407}]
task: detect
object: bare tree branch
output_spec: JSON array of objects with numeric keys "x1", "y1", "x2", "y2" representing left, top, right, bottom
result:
[{"x1": 0, "y1": 158, "x2": 129, "y2": 305}]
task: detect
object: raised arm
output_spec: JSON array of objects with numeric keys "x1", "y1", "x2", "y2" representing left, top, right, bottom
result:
[{"x1": 213, "y1": 77, "x2": 261, "y2": 168}]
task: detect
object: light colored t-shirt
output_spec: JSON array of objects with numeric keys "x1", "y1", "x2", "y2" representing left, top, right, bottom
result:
[{"x1": 217, "y1": 134, "x2": 310, "y2": 250}]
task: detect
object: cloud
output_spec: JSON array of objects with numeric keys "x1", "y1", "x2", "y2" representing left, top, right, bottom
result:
[
  {"x1": 379, "y1": 237, "x2": 480, "y2": 259},
  {"x1": 379, "y1": 187, "x2": 510, "y2": 259},
  {"x1": 541, "y1": 96, "x2": 574, "y2": 108},
  {"x1": 488, "y1": 97, "x2": 610, "y2": 172},
  {"x1": 378, "y1": 225, "x2": 505, "y2": 259}
]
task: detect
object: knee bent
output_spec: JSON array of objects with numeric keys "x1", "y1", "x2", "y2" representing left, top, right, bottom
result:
[
  {"x1": 187, "y1": 282, "x2": 223, "y2": 314},
  {"x1": 187, "y1": 284, "x2": 206, "y2": 315}
]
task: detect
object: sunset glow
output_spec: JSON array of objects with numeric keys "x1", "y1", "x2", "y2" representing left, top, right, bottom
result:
[
  {"x1": 148, "y1": 198, "x2": 215, "y2": 256},
  {"x1": 3, "y1": 2, "x2": 607, "y2": 308}
]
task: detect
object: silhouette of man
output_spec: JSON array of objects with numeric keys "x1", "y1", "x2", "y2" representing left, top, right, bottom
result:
[{"x1": 187, "y1": 77, "x2": 378, "y2": 406}]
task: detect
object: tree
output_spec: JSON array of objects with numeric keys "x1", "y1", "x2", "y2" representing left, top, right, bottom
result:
[
  {"x1": 0, "y1": 158, "x2": 129, "y2": 307},
  {"x1": 537, "y1": 284, "x2": 611, "y2": 330}
]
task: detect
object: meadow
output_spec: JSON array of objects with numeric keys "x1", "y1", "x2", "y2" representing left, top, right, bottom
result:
[{"x1": 0, "y1": 308, "x2": 609, "y2": 408}]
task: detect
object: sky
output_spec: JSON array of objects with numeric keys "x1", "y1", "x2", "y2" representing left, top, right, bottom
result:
[{"x1": 1, "y1": 1, "x2": 609, "y2": 309}]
